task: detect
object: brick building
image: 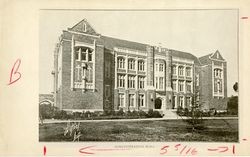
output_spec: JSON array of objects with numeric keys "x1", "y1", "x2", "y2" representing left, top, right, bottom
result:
[{"x1": 53, "y1": 19, "x2": 227, "y2": 113}]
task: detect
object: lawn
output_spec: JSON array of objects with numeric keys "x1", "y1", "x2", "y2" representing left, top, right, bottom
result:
[{"x1": 39, "y1": 119, "x2": 238, "y2": 142}]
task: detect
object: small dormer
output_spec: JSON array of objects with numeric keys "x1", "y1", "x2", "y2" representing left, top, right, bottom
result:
[{"x1": 68, "y1": 19, "x2": 100, "y2": 36}]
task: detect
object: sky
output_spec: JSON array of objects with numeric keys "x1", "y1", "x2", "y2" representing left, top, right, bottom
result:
[{"x1": 39, "y1": 9, "x2": 238, "y2": 96}]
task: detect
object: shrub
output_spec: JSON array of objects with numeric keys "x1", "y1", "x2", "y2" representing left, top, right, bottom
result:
[
  {"x1": 152, "y1": 111, "x2": 162, "y2": 118},
  {"x1": 131, "y1": 110, "x2": 139, "y2": 117},
  {"x1": 116, "y1": 108, "x2": 124, "y2": 116},
  {"x1": 138, "y1": 110, "x2": 147, "y2": 118},
  {"x1": 147, "y1": 109, "x2": 154, "y2": 118}
]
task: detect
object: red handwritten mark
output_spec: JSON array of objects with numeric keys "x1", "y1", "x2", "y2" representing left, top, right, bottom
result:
[
  {"x1": 160, "y1": 145, "x2": 170, "y2": 155},
  {"x1": 43, "y1": 146, "x2": 46, "y2": 156},
  {"x1": 8, "y1": 59, "x2": 21, "y2": 85},
  {"x1": 241, "y1": 17, "x2": 248, "y2": 19},
  {"x1": 232, "y1": 145, "x2": 235, "y2": 154},
  {"x1": 79, "y1": 146, "x2": 95, "y2": 155},
  {"x1": 243, "y1": 138, "x2": 247, "y2": 141}
]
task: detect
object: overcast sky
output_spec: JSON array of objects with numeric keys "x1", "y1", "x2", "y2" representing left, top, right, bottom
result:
[{"x1": 39, "y1": 9, "x2": 238, "y2": 96}]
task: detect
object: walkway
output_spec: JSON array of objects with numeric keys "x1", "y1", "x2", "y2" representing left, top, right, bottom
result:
[{"x1": 41, "y1": 116, "x2": 238, "y2": 124}]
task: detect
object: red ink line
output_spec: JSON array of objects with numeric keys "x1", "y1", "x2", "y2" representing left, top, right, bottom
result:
[
  {"x1": 8, "y1": 59, "x2": 21, "y2": 85},
  {"x1": 241, "y1": 17, "x2": 248, "y2": 19},
  {"x1": 207, "y1": 148, "x2": 218, "y2": 151},
  {"x1": 233, "y1": 145, "x2": 235, "y2": 154},
  {"x1": 185, "y1": 147, "x2": 191, "y2": 155},
  {"x1": 180, "y1": 145, "x2": 187, "y2": 155},
  {"x1": 79, "y1": 146, "x2": 95, "y2": 155},
  {"x1": 43, "y1": 146, "x2": 46, "y2": 156}
]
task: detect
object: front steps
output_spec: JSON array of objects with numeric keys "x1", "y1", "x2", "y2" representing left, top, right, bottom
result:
[{"x1": 162, "y1": 109, "x2": 180, "y2": 119}]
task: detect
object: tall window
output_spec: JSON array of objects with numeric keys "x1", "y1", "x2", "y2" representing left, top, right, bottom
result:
[
  {"x1": 215, "y1": 80, "x2": 222, "y2": 93},
  {"x1": 138, "y1": 60, "x2": 145, "y2": 71},
  {"x1": 88, "y1": 51, "x2": 92, "y2": 61},
  {"x1": 128, "y1": 59, "x2": 135, "y2": 70},
  {"x1": 172, "y1": 80, "x2": 177, "y2": 91},
  {"x1": 118, "y1": 57, "x2": 125, "y2": 69},
  {"x1": 75, "y1": 65, "x2": 82, "y2": 82},
  {"x1": 179, "y1": 96, "x2": 184, "y2": 108},
  {"x1": 138, "y1": 76, "x2": 145, "y2": 89},
  {"x1": 173, "y1": 96, "x2": 176, "y2": 109},
  {"x1": 128, "y1": 75, "x2": 135, "y2": 88},
  {"x1": 172, "y1": 65, "x2": 177, "y2": 75},
  {"x1": 179, "y1": 81, "x2": 184, "y2": 92},
  {"x1": 139, "y1": 94, "x2": 145, "y2": 107},
  {"x1": 178, "y1": 66, "x2": 184, "y2": 76},
  {"x1": 155, "y1": 64, "x2": 159, "y2": 72},
  {"x1": 155, "y1": 77, "x2": 158, "y2": 89},
  {"x1": 186, "y1": 97, "x2": 191, "y2": 107},
  {"x1": 118, "y1": 75, "x2": 125, "y2": 88},
  {"x1": 186, "y1": 81, "x2": 192, "y2": 92},
  {"x1": 81, "y1": 50, "x2": 87, "y2": 61},
  {"x1": 86, "y1": 66, "x2": 93, "y2": 83},
  {"x1": 159, "y1": 64, "x2": 164, "y2": 72},
  {"x1": 159, "y1": 77, "x2": 164, "y2": 89},
  {"x1": 129, "y1": 94, "x2": 135, "y2": 107},
  {"x1": 186, "y1": 67, "x2": 191, "y2": 77},
  {"x1": 118, "y1": 93, "x2": 125, "y2": 107}
]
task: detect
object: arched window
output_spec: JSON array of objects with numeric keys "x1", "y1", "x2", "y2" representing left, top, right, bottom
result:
[{"x1": 178, "y1": 66, "x2": 184, "y2": 76}]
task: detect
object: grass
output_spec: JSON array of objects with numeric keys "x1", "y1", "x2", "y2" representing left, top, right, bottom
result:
[{"x1": 39, "y1": 119, "x2": 238, "y2": 142}]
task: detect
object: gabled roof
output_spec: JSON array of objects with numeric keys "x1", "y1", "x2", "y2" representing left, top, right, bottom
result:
[
  {"x1": 210, "y1": 50, "x2": 225, "y2": 61},
  {"x1": 68, "y1": 19, "x2": 100, "y2": 36},
  {"x1": 99, "y1": 35, "x2": 147, "y2": 52},
  {"x1": 170, "y1": 49, "x2": 201, "y2": 65},
  {"x1": 199, "y1": 53, "x2": 212, "y2": 65},
  {"x1": 198, "y1": 50, "x2": 225, "y2": 65}
]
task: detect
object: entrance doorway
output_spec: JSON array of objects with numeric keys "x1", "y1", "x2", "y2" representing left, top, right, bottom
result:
[{"x1": 155, "y1": 98, "x2": 162, "y2": 109}]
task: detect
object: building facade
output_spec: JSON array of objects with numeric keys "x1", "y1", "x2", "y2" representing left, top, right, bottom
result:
[{"x1": 53, "y1": 19, "x2": 228, "y2": 113}]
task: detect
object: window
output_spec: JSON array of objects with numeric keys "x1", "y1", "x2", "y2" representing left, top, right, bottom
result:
[
  {"x1": 172, "y1": 80, "x2": 177, "y2": 91},
  {"x1": 117, "y1": 57, "x2": 125, "y2": 69},
  {"x1": 118, "y1": 93, "x2": 125, "y2": 107},
  {"x1": 179, "y1": 81, "x2": 184, "y2": 92},
  {"x1": 214, "y1": 69, "x2": 222, "y2": 78},
  {"x1": 105, "y1": 62, "x2": 110, "y2": 77},
  {"x1": 172, "y1": 65, "x2": 176, "y2": 75},
  {"x1": 75, "y1": 50, "x2": 80, "y2": 60},
  {"x1": 186, "y1": 67, "x2": 191, "y2": 77},
  {"x1": 186, "y1": 97, "x2": 191, "y2": 107},
  {"x1": 159, "y1": 77, "x2": 164, "y2": 89},
  {"x1": 83, "y1": 23, "x2": 87, "y2": 32},
  {"x1": 128, "y1": 75, "x2": 135, "y2": 88},
  {"x1": 215, "y1": 80, "x2": 222, "y2": 93},
  {"x1": 159, "y1": 64, "x2": 164, "y2": 72},
  {"x1": 129, "y1": 94, "x2": 135, "y2": 107},
  {"x1": 178, "y1": 66, "x2": 184, "y2": 76},
  {"x1": 75, "y1": 47, "x2": 93, "y2": 62},
  {"x1": 75, "y1": 65, "x2": 82, "y2": 82},
  {"x1": 139, "y1": 94, "x2": 145, "y2": 107},
  {"x1": 179, "y1": 96, "x2": 184, "y2": 108},
  {"x1": 155, "y1": 77, "x2": 158, "y2": 89},
  {"x1": 186, "y1": 81, "x2": 192, "y2": 92},
  {"x1": 86, "y1": 66, "x2": 93, "y2": 83},
  {"x1": 118, "y1": 75, "x2": 125, "y2": 88},
  {"x1": 173, "y1": 96, "x2": 177, "y2": 109},
  {"x1": 81, "y1": 50, "x2": 87, "y2": 61},
  {"x1": 155, "y1": 64, "x2": 159, "y2": 72},
  {"x1": 138, "y1": 60, "x2": 145, "y2": 71},
  {"x1": 88, "y1": 51, "x2": 92, "y2": 61},
  {"x1": 138, "y1": 76, "x2": 145, "y2": 89},
  {"x1": 128, "y1": 59, "x2": 135, "y2": 70}
]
